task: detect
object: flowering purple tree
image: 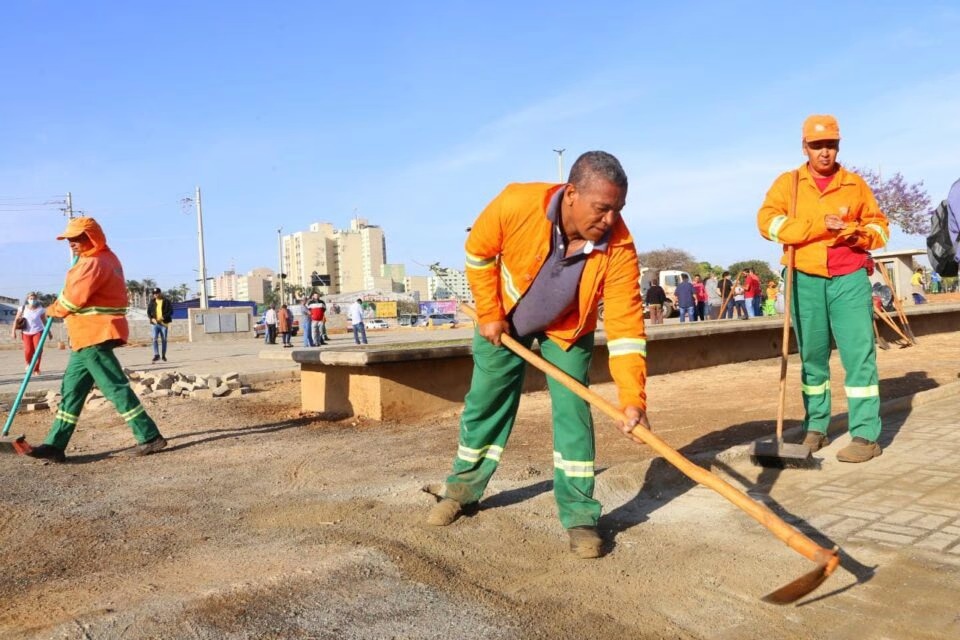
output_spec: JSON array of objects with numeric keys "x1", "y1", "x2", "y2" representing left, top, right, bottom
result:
[{"x1": 852, "y1": 167, "x2": 931, "y2": 236}]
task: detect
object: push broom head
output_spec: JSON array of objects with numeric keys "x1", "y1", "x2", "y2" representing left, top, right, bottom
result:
[
  {"x1": 0, "y1": 434, "x2": 34, "y2": 456},
  {"x1": 749, "y1": 439, "x2": 820, "y2": 469}
]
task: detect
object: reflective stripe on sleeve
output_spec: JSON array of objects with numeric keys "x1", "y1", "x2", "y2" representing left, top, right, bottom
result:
[
  {"x1": 75, "y1": 306, "x2": 128, "y2": 315},
  {"x1": 768, "y1": 215, "x2": 788, "y2": 243},
  {"x1": 607, "y1": 337, "x2": 647, "y2": 358},
  {"x1": 465, "y1": 252, "x2": 496, "y2": 271},
  {"x1": 866, "y1": 223, "x2": 889, "y2": 245},
  {"x1": 58, "y1": 294, "x2": 80, "y2": 312}
]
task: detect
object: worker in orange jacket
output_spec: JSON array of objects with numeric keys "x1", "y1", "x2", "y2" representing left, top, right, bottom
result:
[
  {"x1": 28, "y1": 217, "x2": 166, "y2": 463},
  {"x1": 427, "y1": 151, "x2": 650, "y2": 559},
  {"x1": 757, "y1": 115, "x2": 889, "y2": 463}
]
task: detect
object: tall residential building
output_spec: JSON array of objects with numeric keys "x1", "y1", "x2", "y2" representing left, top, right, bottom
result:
[
  {"x1": 211, "y1": 271, "x2": 238, "y2": 301},
  {"x1": 429, "y1": 266, "x2": 472, "y2": 301},
  {"x1": 282, "y1": 222, "x2": 337, "y2": 293},
  {"x1": 403, "y1": 275, "x2": 430, "y2": 301},
  {"x1": 236, "y1": 267, "x2": 274, "y2": 304},
  {"x1": 336, "y1": 217, "x2": 386, "y2": 293}
]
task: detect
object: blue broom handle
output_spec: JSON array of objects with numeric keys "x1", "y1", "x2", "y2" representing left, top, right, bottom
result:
[
  {"x1": 2, "y1": 316, "x2": 56, "y2": 436},
  {"x1": 2, "y1": 254, "x2": 78, "y2": 437}
]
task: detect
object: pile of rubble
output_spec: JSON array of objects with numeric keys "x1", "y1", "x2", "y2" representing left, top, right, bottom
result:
[
  {"x1": 5, "y1": 370, "x2": 252, "y2": 414},
  {"x1": 126, "y1": 369, "x2": 251, "y2": 401}
]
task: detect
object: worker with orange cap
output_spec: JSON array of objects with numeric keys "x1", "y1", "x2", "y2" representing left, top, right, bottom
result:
[
  {"x1": 757, "y1": 115, "x2": 889, "y2": 463},
  {"x1": 27, "y1": 217, "x2": 166, "y2": 463}
]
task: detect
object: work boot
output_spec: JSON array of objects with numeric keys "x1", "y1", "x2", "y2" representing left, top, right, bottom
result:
[
  {"x1": 568, "y1": 526, "x2": 603, "y2": 559},
  {"x1": 836, "y1": 437, "x2": 882, "y2": 463},
  {"x1": 426, "y1": 498, "x2": 463, "y2": 526},
  {"x1": 802, "y1": 431, "x2": 829, "y2": 452},
  {"x1": 151, "y1": 355, "x2": 160, "y2": 363},
  {"x1": 134, "y1": 436, "x2": 167, "y2": 457},
  {"x1": 27, "y1": 444, "x2": 66, "y2": 463}
]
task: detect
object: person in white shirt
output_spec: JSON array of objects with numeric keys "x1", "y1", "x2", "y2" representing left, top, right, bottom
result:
[
  {"x1": 348, "y1": 298, "x2": 368, "y2": 345},
  {"x1": 264, "y1": 305, "x2": 278, "y2": 344}
]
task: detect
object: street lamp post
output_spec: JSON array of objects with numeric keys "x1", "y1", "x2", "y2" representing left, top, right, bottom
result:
[
  {"x1": 277, "y1": 228, "x2": 285, "y2": 304},
  {"x1": 195, "y1": 186, "x2": 209, "y2": 309},
  {"x1": 553, "y1": 148, "x2": 566, "y2": 183}
]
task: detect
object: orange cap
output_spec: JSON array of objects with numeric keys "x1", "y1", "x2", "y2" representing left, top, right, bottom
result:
[
  {"x1": 802, "y1": 114, "x2": 840, "y2": 142},
  {"x1": 56, "y1": 216, "x2": 102, "y2": 240}
]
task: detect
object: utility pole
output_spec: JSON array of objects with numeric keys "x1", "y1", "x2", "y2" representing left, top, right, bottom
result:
[
  {"x1": 65, "y1": 192, "x2": 74, "y2": 218},
  {"x1": 277, "y1": 228, "x2": 285, "y2": 304},
  {"x1": 553, "y1": 148, "x2": 566, "y2": 183},
  {"x1": 195, "y1": 186, "x2": 209, "y2": 309}
]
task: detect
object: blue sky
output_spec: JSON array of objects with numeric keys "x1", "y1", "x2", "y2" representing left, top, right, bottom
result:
[{"x1": 2, "y1": 1, "x2": 958, "y2": 298}]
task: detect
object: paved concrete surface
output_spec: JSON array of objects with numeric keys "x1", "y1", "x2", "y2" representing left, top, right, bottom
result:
[{"x1": 0, "y1": 328, "x2": 476, "y2": 401}]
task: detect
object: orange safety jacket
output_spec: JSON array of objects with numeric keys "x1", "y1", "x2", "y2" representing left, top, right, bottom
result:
[
  {"x1": 757, "y1": 164, "x2": 889, "y2": 277},
  {"x1": 46, "y1": 217, "x2": 130, "y2": 350},
  {"x1": 465, "y1": 182, "x2": 648, "y2": 411}
]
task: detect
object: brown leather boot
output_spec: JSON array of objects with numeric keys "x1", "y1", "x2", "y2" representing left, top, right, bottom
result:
[
  {"x1": 426, "y1": 498, "x2": 463, "y2": 526},
  {"x1": 802, "y1": 431, "x2": 829, "y2": 452},
  {"x1": 836, "y1": 437, "x2": 882, "y2": 463},
  {"x1": 568, "y1": 526, "x2": 603, "y2": 559}
]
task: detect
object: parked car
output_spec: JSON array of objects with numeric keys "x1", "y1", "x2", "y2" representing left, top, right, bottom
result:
[
  {"x1": 253, "y1": 320, "x2": 299, "y2": 338},
  {"x1": 428, "y1": 313, "x2": 456, "y2": 326},
  {"x1": 365, "y1": 318, "x2": 390, "y2": 330}
]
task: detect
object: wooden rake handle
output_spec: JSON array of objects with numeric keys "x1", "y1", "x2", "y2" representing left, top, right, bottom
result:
[
  {"x1": 875, "y1": 262, "x2": 916, "y2": 343},
  {"x1": 460, "y1": 303, "x2": 839, "y2": 602}
]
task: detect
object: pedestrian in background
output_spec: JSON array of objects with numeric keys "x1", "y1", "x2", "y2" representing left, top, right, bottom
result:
[
  {"x1": 349, "y1": 298, "x2": 368, "y2": 345},
  {"x1": 264, "y1": 305, "x2": 278, "y2": 344},
  {"x1": 675, "y1": 273, "x2": 696, "y2": 323},
  {"x1": 692, "y1": 274, "x2": 707, "y2": 321},
  {"x1": 732, "y1": 282, "x2": 748, "y2": 319},
  {"x1": 763, "y1": 280, "x2": 779, "y2": 316},
  {"x1": 757, "y1": 113, "x2": 889, "y2": 463},
  {"x1": 718, "y1": 271, "x2": 734, "y2": 319},
  {"x1": 146, "y1": 287, "x2": 172, "y2": 363},
  {"x1": 278, "y1": 303, "x2": 293, "y2": 347},
  {"x1": 11, "y1": 291, "x2": 47, "y2": 375},
  {"x1": 704, "y1": 273, "x2": 720, "y2": 320},
  {"x1": 308, "y1": 296, "x2": 327, "y2": 346},
  {"x1": 300, "y1": 297, "x2": 314, "y2": 347},
  {"x1": 910, "y1": 268, "x2": 927, "y2": 304},
  {"x1": 27, "y1": 217, "x2": 166, "y2": 463},
  {"x1": 744, "y1": 268, "x2": 762, "y2": 318},
  {"x1": 644, "y1": 278, "x2": 667, "y2": 325}
]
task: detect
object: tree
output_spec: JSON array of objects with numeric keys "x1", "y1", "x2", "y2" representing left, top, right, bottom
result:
[
  {"x1": 852, "y1": 167, "x2": 931, "y2": 236},
  {"x1": 637, "y1": 248, "x2": 700, "y2": 276},
  {"x1": 164, "y1": 288, "x2": 184, "y2": 303},
  {"x1": 34, "y1": 291, "x2": 58, "y2": 306},
  {"x1": 727, "y1": 259, "x2": 777, "y2": 286},
  {"x1": 126, "y1": 279, "x2": 144, "y2": 309}
]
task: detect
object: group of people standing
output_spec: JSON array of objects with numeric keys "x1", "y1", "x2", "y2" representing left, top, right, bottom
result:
[{"x1": 651, "y1": 268, "x2": 778, "y2": 324}]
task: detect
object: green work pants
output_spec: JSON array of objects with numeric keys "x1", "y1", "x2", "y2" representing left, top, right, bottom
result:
[
  {"x1": 45, "y1": 341, "x2": 161, "y2": 450},
  {"x1": 791, "y1": 269, "x2": 881, "y2": 441},
  {"x1": 444, "y1": 330, "x2": 599, "y2": 529}
]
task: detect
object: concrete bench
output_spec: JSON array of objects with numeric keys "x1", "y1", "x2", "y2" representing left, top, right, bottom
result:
[{"x1": 290, "y1": 303, "x2": 960, "y2": 421}]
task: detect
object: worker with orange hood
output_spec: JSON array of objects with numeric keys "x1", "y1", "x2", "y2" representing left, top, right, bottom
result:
[{"x1": 27, "y1": 217, "x2": 167, "y2": 463}]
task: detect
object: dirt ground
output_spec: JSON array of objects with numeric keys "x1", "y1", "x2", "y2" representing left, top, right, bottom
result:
[{"x1": 2, "y1": 331, "x2": 959, "y2": 639}]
